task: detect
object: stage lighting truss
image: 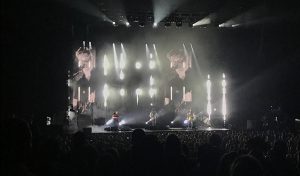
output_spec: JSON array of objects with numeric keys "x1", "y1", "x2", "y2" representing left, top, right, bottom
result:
[{"x1": 106, "y1": 12, "x2": 204, "y2": 28}]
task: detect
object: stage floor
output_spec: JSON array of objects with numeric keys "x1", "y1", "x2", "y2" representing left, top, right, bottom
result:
[{"x1": 88, "y1": 125, "x2": 228, "y2": 133}]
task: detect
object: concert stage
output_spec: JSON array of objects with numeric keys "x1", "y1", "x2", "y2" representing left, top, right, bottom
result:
[{"x1": 82, "y1": 125, "x2": 229, "y2": 134}]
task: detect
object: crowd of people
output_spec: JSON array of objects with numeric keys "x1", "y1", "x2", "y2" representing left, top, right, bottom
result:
[{"x1": 2, "y1": 116, "x2": 300, "y2": 176}]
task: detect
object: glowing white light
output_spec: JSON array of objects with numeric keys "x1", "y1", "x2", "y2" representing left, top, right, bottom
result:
[
  {"x1": 67, "y1": 79, "x2": 71, "y2": 87},
  {"x1": 125, "y1": 22, "x2": 130, "y2": 26},
  {"x1": 113, "y1": 43, "x2": 119, "y2": 71},
  {"x1": 103, "y1": 54, "x2": 109, "y2": 76},
  {"x1": 120, "y1": 70, "x2": 125, "y2": 80},
  {"x1": 135, "y1": 62, "x2": 142, "y2": 69},
  {"x1": 78, "y1": 61, "x2": 81, "y2": 67},
  {"x1": 120, "y1": 88, "x2": 125, "y2": 96},
  {"x1": 184, "y1": 119, "x2": 188, "y2": 124},
  {"x1": 171, "y1": 121, "x2": 174, "y2": 124},
  {"x1": 136, "y1": 88, "x2": 142, "y2": 106},
  {"x1": 149, "y1": 88, "x2": 157, "y2": 98},
  {"x1": 149, "y1": 60, "x2": 156, "y2": 69},
  {"x1": 222, "y1": 73, "x2": 227, "y2": 125},
  {"x1": 78, "y1": 87, "x2": 81, "y2": 102},
  {"x1": 153, "y1": 22, "x2": 157, "y2": 27},
  {"x1": 207, "y1": 75, "x2": 212, "y2": 120},
  {"x1": 219, "y1": 23, "x2": 225, "y2": 27},
  {"x1": 89, "y1": 42, "x2": 92, "y2": 49},
  {"x1": 183, "y1": 86, "x2": 186, "y2": 101},
  {"x1": 112, "y1": 21, "x2": 116, "y2": 25},
  {"x1": 150, "y1": 76, "x2": 154, "y2": 86},
  {"x1": 120, "y1": 53, "x2": 125, "y2": 69},
  {"x1": 119, "y1": 120, "x2": 125, "y2": 126},
  {"x1": 136, "y1": 88, "x2": 142, "y2": 95},
  {"x1": 193, "y1": 16, "x2": 211, "y2": 26},
  {"x1": 103, "y1": 84, "x2": 109, "y2": 107},
  {"x1": 103, "y1": 84, "x2": 109, "y2": 97},
  {"x1": 170, "y1": 86, "x2": 173, "y2": 100},
  {"x1": 149, "y1": 53, "x2": 153, "y2": 59},
  {"x1": 88, "y1": 86, "x2": 91, "y2": 102}
]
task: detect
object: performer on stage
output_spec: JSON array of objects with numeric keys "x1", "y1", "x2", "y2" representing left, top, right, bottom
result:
[
  {"x1": 112, "y1": 111, "x2": 120, "y2": 128},
  {"x1": 186, "y1": 108, "x2": 195, "y2": 129},
  {"x1": 149, "y1": 109, "x2": 158, "y2": 126}
]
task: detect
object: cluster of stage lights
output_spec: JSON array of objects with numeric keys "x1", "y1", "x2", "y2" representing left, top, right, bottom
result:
[
  {"x1": 111, "y1": 20, "x2": 239, "y2": 29},
  {"x1": 170, "y1": 73, "x2": 227, "y2": 126},
  {"x1": 101, "y1": 43, "x2": 158, "y2": 107}
]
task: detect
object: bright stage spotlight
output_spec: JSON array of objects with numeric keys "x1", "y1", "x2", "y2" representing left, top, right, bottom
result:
[
  {"x1": 231, "y1": 24, "x2": 240, "y2": 27},
  {"x1": 136, "y1": 88, "x2": 143, "y2": 95},
  {"x1": 149, "y1": 53, "x2": 153, "y2": 59},
  {"x1": 218, "y1": 23, "x2": 225, "y2": 28},
  {"x1": 135, "y1": 62, "x2": 142, "y2": 69},
  {"x1": 222, "y1": 73, "x2": 227, "y2": 126},
  {"x1": 149, "y1": 60, "x2": 156, "y2": 69},
  {"x1": 120, "y1": 88, "x2": 125, "y2": 96},
  {"x1": 193, "y1": 16, "x2": 211, "y2": 27},
  {"x1": 112, "y1": 21, "x2": 116, "y2": 26},
  {"x1": 120, "y1": 54, "x2": 125, "y2": 69},
  {"x1": 171, "y1": 121, "x2": 174, "y2": 124},
  {"x1": 136, "y1": 88, "x2": 143, "y2": 106},
  {"x1": 119, "y1": 70, "x2": 125, "y2": 80},
  {"x1": 207, "y1": 75, "x2": 212, "y2": 121},
  {"x1": 125, "y1": 22, "x2": 130, "y2": 27},
  {"x1": 150, "y1": 76, "x2": 154, "y2": 86},
  {"x1": 184, "y1": 119, "x2": 188, "y2": 124},
  {"x1": 103, "y1": 54, "x2": 109, "y2": 76},
  {"x1": 149, "y1": 88, "x2": 157, "y2": 98},
  {"x1": 153, "y1": 22, "x2": 157, "y2": 27},
  {"x1": 103, "y1": 84, "x2": 109, "y2": 107}
]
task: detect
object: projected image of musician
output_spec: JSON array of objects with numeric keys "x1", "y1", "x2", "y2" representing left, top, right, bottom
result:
[
  {"x1": 164, "y1": 48, "x2": 193, "y2": 115},
  {"x1": 72, "y1": 43, "x2": 96, "y2": 113}
]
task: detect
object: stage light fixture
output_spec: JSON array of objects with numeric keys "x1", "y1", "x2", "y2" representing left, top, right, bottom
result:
[
  {"x1": 119, "y1": 70, "x2": 124, "y2": 80},
  {"x1": 120, "y1": 88, "x2": 125, "y2": 96},
  {"x1": 135, "y1": 62, "x2": 142, "y2": 69},
  {"x1": 164, "y1": 21, "x2": 171, "y2": 27},
  {"x1": 125, "y1": 22, "x2": 130, "y2": 27},
  {"x1": 153, "y1": 22, "x2": 157, "y2": 27},
  {"x1": 139, "y1": 21, "x2": 145, "y2": 27},
  {"x1": 149, "y1": 88, "x2": 157, "y2": 98},
  {"x1": 149, "y1": 60, "x2": 156, "y2": 69},
  {"x1": 150, "y1": 76, "x2": 154, "y2": 86},
  {"x1": 176, "y1": 21, "x2": 182, "y2": 27},
  {"x1": 136, "y1": 88, "x2": 142, "y2": 95}
]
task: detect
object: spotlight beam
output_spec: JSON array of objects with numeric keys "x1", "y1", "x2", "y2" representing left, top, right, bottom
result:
[{"x1": 222, "y1": 73, "x2": 227, "y2": 126}]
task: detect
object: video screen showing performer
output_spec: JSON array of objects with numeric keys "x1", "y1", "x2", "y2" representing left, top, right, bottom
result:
[
  {"x1": 163, "y1": 48, "x2": 194, "y2": 115},
  {"x1": 72, "y1": 42, "x2": 96, "y2": 114}
]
